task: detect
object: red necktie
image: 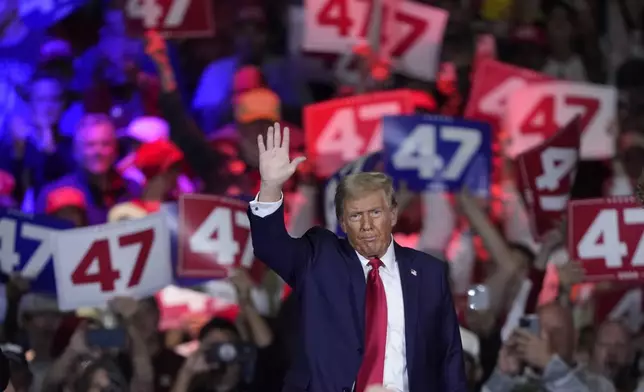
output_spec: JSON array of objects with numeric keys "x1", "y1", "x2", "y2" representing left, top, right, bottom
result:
[{"x1": 355, "y1": 258, "x2": 388, "y2": 392}]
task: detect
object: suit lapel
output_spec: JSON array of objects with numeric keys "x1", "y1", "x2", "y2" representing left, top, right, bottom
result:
[
  {"x1": 395, "y1": 243, "x2": 420, "y2": 373},
  {"x1": 340, "y1": 239, "x2": 366, "y2": 344}
]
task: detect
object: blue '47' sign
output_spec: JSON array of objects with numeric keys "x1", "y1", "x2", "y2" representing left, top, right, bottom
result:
[
  {"x1": 0, "y1": 209, "x2": 72, "y2": 294},
  {"x1": 383, "y1": 115, "x2": 491, "y2": 196},
  {"x1": 19, "y1": 0, "x2": 87, "y2": 30}
]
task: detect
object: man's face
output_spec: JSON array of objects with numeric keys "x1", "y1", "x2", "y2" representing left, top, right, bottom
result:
[
  {"x1": 31, "y1": 78, "x2": 65, "y2": 128},
  {"x1": 592, "y1": 323, "x2": 631, "y2": 379},
  {"x1": 340, "y1": 190, "x2": 397, "y2": 259},
  {"x1": 77, "y1": 123, "x2": 117, "y2": 175}
]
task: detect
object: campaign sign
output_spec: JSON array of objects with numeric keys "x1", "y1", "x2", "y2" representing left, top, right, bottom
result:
[
  {"x1": 19, "y1": 0, "x2": 87, "y2": 30},
  {"x1": 303, "y1": 0, "x2": 448, "y2": 80},
  {"x1": 464, "y1": 59, "x2": 551, "y2": 205},
  {"x1": 569, "y1": 197, "x2": 644, "y2": 283},
  {"x1": 125, "y1": 0, "x2": 215, "y2": 38},
  {"x1": 464, "y1": 59, "x2": 551, "y2": 132},
  {"x1": 324, "y1": 152, "x2": 383, "y2": 235},
  {"x1": 178, "y1": 194, "x2": 265, "y2": 281},
  {"x1": 52, "y1": 213, "x2": 172, "y2": 311},
  {"x1": 515, "y1": 117, "x2": 581, "y2": 239},
  {"x1": 383, "y1": 115, "x2": 491, "y2": 195},
  {"x1": 0, "y1": 209, "x2": 72, "y2": 294},
  {"x1": 505, "y1": 81, "x2": 617, "y2": 159},
  {"x1": 159, "y1": 201, "x2": 202, "y2": 287},
  {"x1": 304, "y1": 89, "x2": 415, "y2": 177}
]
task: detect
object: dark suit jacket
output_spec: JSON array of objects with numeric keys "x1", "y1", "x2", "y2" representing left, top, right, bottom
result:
[{"x1": 249, "y1": 204, "x2": 467, "y2": 392}]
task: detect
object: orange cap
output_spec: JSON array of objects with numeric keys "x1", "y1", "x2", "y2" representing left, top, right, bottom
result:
[
  {"x1": 46, "y1": 187, "x2": 87, "y2": 214},
  {"x1": 234, "y1": 88, "x2": 280, "y2": 124},
  {"x1": 133, "y1": 140, "x2": 184, "y2": 179}
]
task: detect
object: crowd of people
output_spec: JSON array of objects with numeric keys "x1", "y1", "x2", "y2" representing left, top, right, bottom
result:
[{"x1": 0, "y1": 0, "x2": 643, "y2": 391}]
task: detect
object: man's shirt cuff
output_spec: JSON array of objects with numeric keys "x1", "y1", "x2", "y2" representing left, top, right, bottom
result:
[{"x1": 249, "y1": 193, "x2": 284, "y2": 218}]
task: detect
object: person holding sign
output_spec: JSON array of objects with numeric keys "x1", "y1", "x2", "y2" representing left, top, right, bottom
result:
[{"x1": 248, "y1": 123, "x2": 466, "y2": 392}]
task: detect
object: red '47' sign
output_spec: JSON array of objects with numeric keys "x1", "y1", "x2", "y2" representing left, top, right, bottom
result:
[
  {"x1": 303, "y1": 0, "x2": 448, "y2": 81},
  {"x1": 52, "y1": 214, "x2": 173, "y2": 311},
  {"x1": 505, "y1": 81, "x2": 617, "y2": 159},
  {"x1": 178, "y1": 194, "x2": 265, "y2": 281},
  {"x1": 569, "y1": 197, "x2": 644, "y2": 283},
  {"x1": 125, "y1": 0, "x2": 215, "y2": 38},
  {"x1": 304, "y1": 89, "x2": 415, "y2": 177},
  {"x1": 464, "y1": 59, "x2": 551, "y2": 133},
  {"x1": 515, "y1": 117, "x2": 581, "y2": 239}
]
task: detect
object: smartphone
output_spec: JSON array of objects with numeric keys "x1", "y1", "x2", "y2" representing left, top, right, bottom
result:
[
  {"x1": 519, "y1": 314, "x2": 540, "y2": 335},
  {"x1": 86, "y1": 327, "x2": 127, "y2": 349},
  {"x1": 467, "y1": 285, "x2": 490, "y2": 311}
]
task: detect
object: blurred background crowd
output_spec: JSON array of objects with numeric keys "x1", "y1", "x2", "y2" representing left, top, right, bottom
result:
[{"x1": 0, "y1": 0, "x2": 643, "y2": 391}]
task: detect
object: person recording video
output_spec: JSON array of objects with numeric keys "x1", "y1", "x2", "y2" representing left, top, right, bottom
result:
[{"x1": 171, "y1": 318, "x2": 256, "y2": 392}]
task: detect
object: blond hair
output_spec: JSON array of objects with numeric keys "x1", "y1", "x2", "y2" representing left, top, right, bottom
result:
[{"x1": 334, "y1": 172, "x2": 397, "y2": 219}]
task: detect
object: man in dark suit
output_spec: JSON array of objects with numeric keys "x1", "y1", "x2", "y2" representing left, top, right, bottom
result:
[{"x1": 248, "y1": 123, "x2": 466, "y2": 392}]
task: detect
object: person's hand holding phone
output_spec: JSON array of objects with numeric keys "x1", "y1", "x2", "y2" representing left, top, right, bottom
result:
[
  {"x1": 513, "y1": 328, "x2": 554, "y2": 370},
  {"x1": 66, "y1": 321, "x2": 94, "y2": 358},
  {"x1": 496, "y1": 342, "x2": 522, "y2": 376}
]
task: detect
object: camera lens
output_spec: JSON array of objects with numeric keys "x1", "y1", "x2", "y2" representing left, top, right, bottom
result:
[{"x1": 218, "y1": 343, "x2": 238, "y2": 362}]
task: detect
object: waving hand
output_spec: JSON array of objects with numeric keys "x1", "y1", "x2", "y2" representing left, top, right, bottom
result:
[{"x1": 257, "y1": 123, "x2": 306, "y2": 201}]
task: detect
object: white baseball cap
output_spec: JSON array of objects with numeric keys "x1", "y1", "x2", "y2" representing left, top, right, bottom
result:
[{"x1": 122, "y1": 116, "x2": 169, "y2": 143}]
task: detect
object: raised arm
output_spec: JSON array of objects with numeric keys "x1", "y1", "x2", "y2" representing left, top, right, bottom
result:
[
  {"x1": 248, "y1": 123, "x2": 315, "y2": 288},
  {"x1": 144, "y1": 30, "x2": 228, "y2": 194}
]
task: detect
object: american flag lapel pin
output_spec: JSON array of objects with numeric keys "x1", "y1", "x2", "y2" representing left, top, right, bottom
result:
[{"x1": 411, "y1": 269, "x2": 417, "y2": 276}]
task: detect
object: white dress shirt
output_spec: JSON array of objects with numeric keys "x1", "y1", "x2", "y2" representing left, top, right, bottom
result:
[{"x1": 250, "y1": 194, "x2": 409, "y2": 392}]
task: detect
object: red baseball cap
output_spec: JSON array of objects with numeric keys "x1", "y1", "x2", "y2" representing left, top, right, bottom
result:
[
  {"x1": 133, "y1": 140, "x2": 184, "y2": 179},
  {"x1": 233, "y1": 66, "x2": 263, "y2": 95},
  {"x1": 46, "y1": 187, "x2": 87, "y2": 214}
]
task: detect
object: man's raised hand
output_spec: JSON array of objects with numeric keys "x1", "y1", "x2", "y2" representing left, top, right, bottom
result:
[{"x1": 257, "y1": 122, "x2": 305, "y2": 201}]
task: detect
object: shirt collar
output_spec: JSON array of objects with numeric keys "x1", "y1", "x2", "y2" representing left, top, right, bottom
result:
[{"x1": 355, "y1": 237, "x2": 396, "y2": 270}]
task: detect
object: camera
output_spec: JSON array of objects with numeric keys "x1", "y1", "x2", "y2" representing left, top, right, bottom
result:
[
  {"x1": 205, "y1": 342, "x2": 257, "y2": 384},
  {"x1": 205, "y1": 342, "x2": 256, "y2": 365}
]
